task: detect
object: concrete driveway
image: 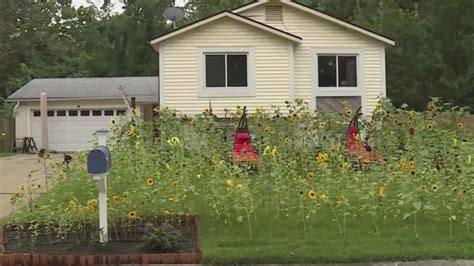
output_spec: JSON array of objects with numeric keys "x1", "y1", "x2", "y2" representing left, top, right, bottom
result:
[{"x1": 0, "y1": 154, "x2": 63, "y2": 219}]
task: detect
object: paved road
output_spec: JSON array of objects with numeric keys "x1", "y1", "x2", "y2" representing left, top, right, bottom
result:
[{"x1": 0, "y1": 154, "x2": 62, "y2": 219}]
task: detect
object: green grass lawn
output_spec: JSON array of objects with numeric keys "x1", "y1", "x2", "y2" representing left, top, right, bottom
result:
[{"x1": 197, "y1": 208, "x2": 474, "y2": 263}]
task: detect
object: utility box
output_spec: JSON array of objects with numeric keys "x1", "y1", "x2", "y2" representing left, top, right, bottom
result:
[{"x1": 87, "y1": 146, "x2": 112, "y2": 174}]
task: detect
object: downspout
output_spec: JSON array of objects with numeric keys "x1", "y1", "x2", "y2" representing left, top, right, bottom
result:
[{"x1": 12, "y1": 101, "x2": 20, "y2": 117}]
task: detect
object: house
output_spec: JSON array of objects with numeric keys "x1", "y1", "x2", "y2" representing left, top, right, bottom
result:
[
  {"x1": 7, "y1": 77, "x2": 158, "y2": 151},
  {"x1": 151, "y1": 0, "x2": 394, "y2": 115}
]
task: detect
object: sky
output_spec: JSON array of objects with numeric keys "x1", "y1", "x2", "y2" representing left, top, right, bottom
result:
[{"x1": 71, "y1": 0, "x2": 188, "y2": 14}]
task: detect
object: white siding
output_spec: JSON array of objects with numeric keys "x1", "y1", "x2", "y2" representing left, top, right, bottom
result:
[
  {"x1": 160, "y1": 17, "x2": 291, "y2": 115},
  {"x1": 241, "y1": 4, "x2": 386, "y2": 113}
]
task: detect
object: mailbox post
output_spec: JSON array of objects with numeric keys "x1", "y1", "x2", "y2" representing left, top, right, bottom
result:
[{"x1": 87, "y1": 129, "x2": 111, "y2": 243}]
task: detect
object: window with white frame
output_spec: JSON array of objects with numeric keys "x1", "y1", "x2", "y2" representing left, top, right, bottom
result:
[
  {"x1": 199, "y1": 48, "x2": 255, "y2": 97},
  {"x1": 318, "y1": 55, "x2": 357, "y2": 88},
  {"x1": 205, "y1": 53, "x2": 248, "y2": 88}
]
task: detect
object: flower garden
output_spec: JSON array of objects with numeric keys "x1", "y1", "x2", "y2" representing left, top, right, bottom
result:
[{"x1": 3, "y1": 98, "x2": 474, "y2": 263}]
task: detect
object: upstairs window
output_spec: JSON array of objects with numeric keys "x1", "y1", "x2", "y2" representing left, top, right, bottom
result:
[
  {"x1": 318, "y1": 55, "x2": 357, "y2": 87},
  {"x1": 205, "y1": 53, "x2": 248, "y2": 88}
]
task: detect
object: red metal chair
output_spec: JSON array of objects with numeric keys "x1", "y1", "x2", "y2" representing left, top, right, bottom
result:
[
  {"x1": 346, "y1": 107, "x2": 381, "y2": 163},
  {"x1": 232, "y1": 107, "x2": 260, "y2": 163}
]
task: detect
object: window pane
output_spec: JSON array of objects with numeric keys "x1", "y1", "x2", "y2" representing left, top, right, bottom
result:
[
  {"x1": 57, "y1": 111, "x2": 66, "y2": 117},
  {"x1": 33, "y1": 111, "x2": 41, "y2": 117},
  {"x1": 338, "y1": 56, "x2": 357, "y2": 87},
  {"x1": 227, "y1": 55, "x2": 248, "y2": 87},
  {"x1": 81, "y1": 110, "x2": 90, "y2": 116},
  {"x1": 104, "y1": 110, "x2": 114, "y2": 116},
  {"x1": 116, "y1": 110, "x2": 126, "y2": 115},
  {"x1": 205, "y1": 55, "x2": 226, "y2": 87},
  {"x1": 92, "y1": 110, "x2": 102, "y2": 116},
  {"x1": 318, "y1": 56, "x2": 337, "y2": 87},
  {"x1": 47, "y1": 111, "x2": 54, "y2": 117},
  {"x1": 69, "y1": 110, "x2": 78, "y2": 117}
]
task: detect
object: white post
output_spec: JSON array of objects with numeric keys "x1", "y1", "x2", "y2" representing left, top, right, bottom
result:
[
  {"x1": 40, "y1": 93, "x2": 48, "y2": 150},
  {"x1": 95, "y1": 129, "x2": 109, "y2": 243}
]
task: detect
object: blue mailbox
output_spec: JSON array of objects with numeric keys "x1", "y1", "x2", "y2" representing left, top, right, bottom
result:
[{"x1": 87, "y1": 146, "x2": 112, "y2": 174}]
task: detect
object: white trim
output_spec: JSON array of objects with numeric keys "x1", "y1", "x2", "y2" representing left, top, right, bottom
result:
[
  {"x1": 311, "y1": 48, "x2": 366, "y2": 112},
  {"x1": 233, "y1": 0, "x2": 269, "y2": 13},
  {"x1": 197, "y1": 47, "x2": 256, "y2": 98},
  {"x1": 288, "y1": 44, "x2": 295, "y2": 102},
  {"x1": 159, "y1": 45, "x2": 165, "y2": 106},
  {"x1": 234, "y1": 0, "x2": 395, "y2": 46},
  {"x1": 381, "y1": 47, "x2": 387, "y2": 97},
  {"x1": 150, "y1": 12, "x2": 301, "y2": 48}
]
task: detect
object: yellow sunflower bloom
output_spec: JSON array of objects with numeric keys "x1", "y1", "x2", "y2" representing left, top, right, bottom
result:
[
  {"x1": 317, "y1": 152, "x2": 329, "y2": 164},
  {"x1": 308, "y1": 191, "x2": 317, "y2": 200},
  {"x1": 319, "y1": 194, "x2": 328, "y2": 203},
  {"x1": 168, "y1": 197, "x2": 180, "y2": 203},
  {"x1": 146, "y1": 178, "x2": 154, "y2": 187},
  {"x1": 235, "y1": 184, "x2": 242, "y2": 192},
  {"x1": 431, "y1": 184, "x2": 438, "y2": 192},
  {"x1": 427, "y1": 122, "x2": 433, "y2": 130},
  {"x1": 409, "y1": 160, "x2": 415, "y2": 169},
  {"x1": 87, "y1": 200, "x2": 95, "y2": 211},
  {"x1": 226, "y1": 179, "x2": 235, "y2": 188},
  {"x1": 337, "y1": 196, "x2": 347, "y2": 205},
  {"x1": 378, "y1": 186, "x2": 385, "y2": 197},
  {"x1": 112, "y1": 195, "x2": 120, "y2": 204},
  {"x1": 128, "y1": 211, "x2": 138, "y2": 220},
  {"x1": 271, "y1": 146, "x2": 279, "y2": 158},
  {"x1": 130, "y1": 126, "x2": 137, "y2": 136},
  {"x1": 457, "y1": 122, "x2": 464, "y2": 130},
  {"x1": 264, "y1": 127, "x2": 271, "y2": 134},
  {"x1": 319, "y1": 121, "x2": 326, "y2": 129},
  {"x1": 263, "y1": 146, "x2": 271, "y2": 156},
  {"x1": 111, "y1": 119, "x2": 117, "y2": 127}
]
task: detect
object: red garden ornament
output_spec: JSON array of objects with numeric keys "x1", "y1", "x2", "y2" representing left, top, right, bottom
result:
[
  {"x1": 232, "y1": 107, "x2": 260, "y2": 163},
  {"x1": 346, "y1": 107, "x2": 382, "y2": 163}
]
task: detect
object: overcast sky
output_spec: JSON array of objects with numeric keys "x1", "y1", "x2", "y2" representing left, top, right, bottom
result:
[{"x1": 71, "y1": 0, "x2": 187, "y2": 14}]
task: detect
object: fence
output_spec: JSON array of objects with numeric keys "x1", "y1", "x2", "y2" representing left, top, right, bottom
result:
[{"x1": 0, "y1": 118, "x2": 14, "y2": 153}]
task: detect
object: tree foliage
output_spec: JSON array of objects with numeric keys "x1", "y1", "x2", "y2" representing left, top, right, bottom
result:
[{"x1": 0, "y1": 0, "x2": 472, "y2": 110}]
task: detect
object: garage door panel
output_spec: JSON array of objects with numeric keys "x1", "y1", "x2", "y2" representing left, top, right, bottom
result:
[{"x1": 30, "y1": 109, "x2": 120, "y2": 152}]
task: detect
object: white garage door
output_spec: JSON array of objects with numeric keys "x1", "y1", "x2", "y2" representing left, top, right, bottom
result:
[{"x1": 31, "y1": 109, "x2": 126, "y2": 152}]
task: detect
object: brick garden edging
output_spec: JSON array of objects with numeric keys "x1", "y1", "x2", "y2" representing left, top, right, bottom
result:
[{"x1": 0, "y1": 215, "x2": 202, "y2": 265}]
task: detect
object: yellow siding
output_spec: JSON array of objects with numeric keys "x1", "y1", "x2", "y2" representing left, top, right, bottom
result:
[
  {"x1": 241, "y1": 3, "x2": 386, "y2": 113},
  {"x1": 161, "y1": 17, "x2": 291, "y2": 115}
]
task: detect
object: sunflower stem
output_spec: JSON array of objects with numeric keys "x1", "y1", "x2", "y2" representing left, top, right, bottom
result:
[
  {"x1": 330, "y1": 202, "x2": 344, "y2": 238},
  {"x1": 245, "y1": 207, "x2": 253, "y2": 240}
]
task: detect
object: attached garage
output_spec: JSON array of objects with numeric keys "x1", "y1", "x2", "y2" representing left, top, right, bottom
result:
[{"x1": 7, "y1": 77, "x2": 159, "y2": 152}]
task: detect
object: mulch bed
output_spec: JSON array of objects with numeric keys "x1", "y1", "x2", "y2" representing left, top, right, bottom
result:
[{"x1": 0, "y1": 215, "x2": 201, "y2": 265}]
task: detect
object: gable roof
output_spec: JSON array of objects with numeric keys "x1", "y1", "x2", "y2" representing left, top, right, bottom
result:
[
  {"x1": 7, "y1": 77, "x2": 159, "y2": 102},
  {"x1": 234, "y1": 0, "x2": 395, "y2": 46},
  {"x1": 150, "y1": 11, "x2": 302, "y2": 48}
]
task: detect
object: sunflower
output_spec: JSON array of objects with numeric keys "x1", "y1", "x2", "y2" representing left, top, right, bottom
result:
[
  {"x1": 344, "y1": 109, "x2": 353, "y2": 118},
  {"x1": 421, "y1": 186, "x2": 427, "y2": 192},
  {"x1": 409, "y1": 127, "x2": 415, "y2": 136},
  {"x1": 111, "y1": 119, "x2": 117, "y2": 126},
  {"x1": 400, "y1": 161, "x2": 407, "y2": 172},
  {"x1": 9, "y1": 196, "x2": 16, "y2": 204},
  {"x1": 317, "y1": 152, "x2": 329, "y2": 164},
  {"x1": 308, "y1": 191, "x2": 317, "y2": 200},
  {"x1": 87, "y1": 200, "x2": 95, "y2": 211},
  {"x1": 128, "y1": 211, "x2": 138, "y2": 220},
  {"x1": 130, "y1": 126, "x2": 137, "y2": 136},
  {"x1": 431, "y1": 184, "x2": 438, "y2": 192},
  {"x1": 226, "y1": 179, "x2": 235, "y2": 188},
  {"x1": 263, "y1": 146, "x2": 271, "y2": 156},
  {"x1": 284, "y1": 137, "x2": 290, "y2": 144},
  {"x1": 19, "y1": 184, "x2": 25, "y2": 191},
  {"x1": 146, "y1": 178, "x2": 154, "y2": 187},
  {"x1": 306, "y1": 174, "x2": 313, "y2": 181},
  {"x1": 235, "y1": 184, "x2": 242, "y2": 192},
  {"x1": 164, "y1": 210, "x2": 171, "y2": 215},
  {"x1": 409, "y1": 160, "x2": 415, "y2": 169},
  {"x1": 299, "y1": 191, "x2": 304, "y2": 197},
  {"x1": 457, "y1": 122, "x2": 464, "y2": 130},
  {"x1": 319, "y1": 121, "x2": 326, "y2": 129},
  {"x1": 409, "y1": 170, "x2": 416, "y2": 176},
  {"x1": 217, "y1": 128, "x2": 224, "y2": 134},
  {"x1": 427, "y1": 122, "x2": 433, "y2": 130},
  {"x1": 168, "y1": 197, "x2": 180, "y2": 203},
  {"x1": 378, "y1": 186, "x2": 385, "y2": 196},
  {"x1": 112, "y1": 195, "x2": 120, "y2": 204},
  {"x1": 337, "y1": 196, "x2": 347, "y2": 205},
  {"x1": 263, "y1": 127, "x2": 271, "y2": 134},
  {"x1": 271, "y1": 146, "x2": 279, "y2": 158},
  {"x1": 319, "y1": 194, "x2": 328, "y2": 203}
]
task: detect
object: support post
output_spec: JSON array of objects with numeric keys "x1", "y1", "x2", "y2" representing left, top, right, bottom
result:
[
  {"x1": 40, "y1": 93, "x2": 48, "y2": 150},
  {"x1": 95, "y1": 129, "x2": 109, "y2": 243}
]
